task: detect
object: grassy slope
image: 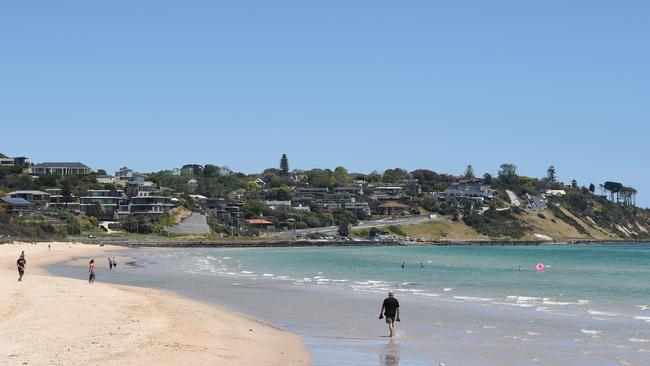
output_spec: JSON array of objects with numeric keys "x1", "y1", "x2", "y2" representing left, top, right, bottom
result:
[
  {"x1": 398, "y1": 206, "x2": 638, "y2": 241},
  {"x1": 400, "y1": 220, "x2": 488, "y2": 241}
]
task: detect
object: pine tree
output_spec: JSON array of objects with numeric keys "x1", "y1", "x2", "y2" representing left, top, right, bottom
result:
[
  {"x1": 280, "y1": 154, "x2": 289, "y2": 175},
  {"x1": 463, "y1": 165, "x2": 475, "y2": 180},
  {"x1": 547, "y1": 165, "x2": 556, "y2": 182}
]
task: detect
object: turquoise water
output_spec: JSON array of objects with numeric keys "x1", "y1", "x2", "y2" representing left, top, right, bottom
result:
[
  {"x1": 183, "y1": 244, "x2": 650, "y2": 311},
  {"x1": 49, "y1": 244, "x2": 650, "y2": 365}
]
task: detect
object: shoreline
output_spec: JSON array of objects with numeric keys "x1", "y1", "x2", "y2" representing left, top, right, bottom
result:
[
  {"x1": 54, "y1": 237, "x2": 650, "y2": 248},
  {"x1": 0, "y1": 241, "x2": 310, "y2": 365}
]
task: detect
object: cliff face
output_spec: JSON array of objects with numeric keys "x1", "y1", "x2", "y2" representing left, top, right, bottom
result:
[{"x1": 400, "y1": 195, "x2": 650, "y2": 242}]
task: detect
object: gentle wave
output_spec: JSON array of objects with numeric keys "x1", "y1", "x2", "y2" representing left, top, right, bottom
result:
[
  {"x1": 588, "y1": 310, "x2": 621, "y2": 317},
  {"x1": 580, "y1": 329, "x2": 602, "y2": 335},
  {"x1": 629, "y1": 338, "x2": 650, "y2": 343},
  {"x1": 454, "y1": 296, "x2": 493, "y2": 302}
]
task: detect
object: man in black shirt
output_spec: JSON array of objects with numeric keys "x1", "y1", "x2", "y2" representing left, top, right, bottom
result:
[
  {"x1": 17, "y1": 254, "x2": 26, "y2": 282},
  {"x1": 379, "y1": 291, "x2": 400, "y2": 337}
]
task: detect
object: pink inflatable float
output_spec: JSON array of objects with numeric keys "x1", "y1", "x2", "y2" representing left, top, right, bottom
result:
[{"x1": 536, "y1": 263, "x2": 545, "y2": 272}]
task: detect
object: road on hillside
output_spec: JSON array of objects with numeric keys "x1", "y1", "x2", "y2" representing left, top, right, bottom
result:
[{"x1": 269, "y1": 215, "x2": 443, "y2": 238}]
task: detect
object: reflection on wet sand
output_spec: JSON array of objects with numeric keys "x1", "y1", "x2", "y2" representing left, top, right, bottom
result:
[{"x1": 379, "y1": 339, "x2": 400, "y2": 366}]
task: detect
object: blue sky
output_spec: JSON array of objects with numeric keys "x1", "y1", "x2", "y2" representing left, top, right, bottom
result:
[{"x1": 1, "y1": 1, "x2": 649, "y2": 205}]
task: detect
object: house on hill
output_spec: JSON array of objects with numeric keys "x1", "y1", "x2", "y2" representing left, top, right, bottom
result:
[
  {"x1": 8, "y1": 191, "x2": 50, "y2": 207},
  {"x1": 30, "y1": 162, "x2": 91, "y2": 175},
  {"x1": 0, "y1": 153, "x2": 28, "y2": 168},
  {"x1": 378, "y1": 201, "x2": 410, "y2": 215},
  {"x1": 371, "y1": 187, "x2": 404, "y2": 201},
  {"x1": 0, "y1": 197, "x2": 34, "y2": 215},
  {"x1": 437, "y1": 182, "x2": 493, "y2": 202}
]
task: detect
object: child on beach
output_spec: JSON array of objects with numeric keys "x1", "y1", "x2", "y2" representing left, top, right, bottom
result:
[
  {"x1": 89, "y1": 259, "x2": 96, "y2": 284},
  {"x1": 17, "y1": 253, "x2": 26, "y2": 282}
]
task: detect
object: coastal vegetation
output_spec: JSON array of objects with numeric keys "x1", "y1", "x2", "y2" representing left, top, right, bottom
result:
[{"x1": 2, "y1": 155, "x2": 650, "y2": 242}]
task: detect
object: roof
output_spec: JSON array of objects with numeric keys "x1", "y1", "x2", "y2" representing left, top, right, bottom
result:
[
  {"x1": 378, "y1": 201, "x2": 410, "y2": 208},
  {"x1": 247, "y1": 219, "x2": 273, "y2": 225},
  {"x1": 0, "y1": 153, "x2": 7, "y2": 158},
  {"x1": 32, "y1": 162, "x2": 90, "y2": 169},
  {"x1": 8, "y1": 190, "x2": 50, "y2": 196},
  {"x1": 0, "y1": 197, "x2": 34, "y2": 205}
]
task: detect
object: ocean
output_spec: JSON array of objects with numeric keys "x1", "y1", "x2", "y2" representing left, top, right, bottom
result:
[{"x1": 49, "y1": 244, "x2": 650, "y2": 365}]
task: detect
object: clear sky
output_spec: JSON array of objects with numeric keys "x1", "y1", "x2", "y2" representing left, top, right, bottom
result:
[{"x1": 1, "y1": 1, "x2": 649, "y2": 206}]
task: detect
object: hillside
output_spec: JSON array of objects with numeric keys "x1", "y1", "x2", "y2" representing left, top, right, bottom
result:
[{"x1": 397, "y1": 194, "x2": 650, "y2": 242}]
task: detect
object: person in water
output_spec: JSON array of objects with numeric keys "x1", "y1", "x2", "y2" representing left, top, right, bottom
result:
[
  {"x1": 517, "y1": 265, "x2": 522, "y2": 271},
  {"x1": 379, "y1": 291, "x2": 400, "y2": 337},
  {"x1": 401, "y1": 262, "x2": 405, "y2": 269},
  {"x1": 17, "y1": 253, "x2": 26, "y2": 282},
  {"x1": 89, "y1": 259, "x2": 96, "y2": 284},
  {"x1": 112, "y1": 257, "x2": 117, "y2": 269},
  {"x1": 108, "y1": 257, "x2": 113, "y2": 270}
]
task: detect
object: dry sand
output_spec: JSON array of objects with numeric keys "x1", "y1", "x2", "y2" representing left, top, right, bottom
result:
[{"x1": 0, "y1": 242, "x2": 310, "y2": 365}]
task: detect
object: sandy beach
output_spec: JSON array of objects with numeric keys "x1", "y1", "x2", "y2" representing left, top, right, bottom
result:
[{"x1": 0, "y1": 242, "x2": 310, "y2": 366}]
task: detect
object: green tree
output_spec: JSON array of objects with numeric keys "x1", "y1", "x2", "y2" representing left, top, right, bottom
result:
[
  {"x1": 463, "y1": 165, "x2": 475, "y2": 180},
  {"x1": 96, "y1": 169, "x2": 107, "y2": 175},
  {"x1": 86, "y1": 202, "x2": 105, "y2": 219},
  {"x1": 332, "y1": 208, "x2": 358, "y2": 226},
  {"x1": 366, "y1": 171, "x2": 383, "y2": 183},
  {"x1": 334, "y1": 166, "x2": 351, "y2": 185},
  {"x1": 498, "y1": 163, "x2": 518, "y2": 186},
  {"x1": 547, "y1": 165, "x2": 556, "y2": 182},
  {"x1": 571, "y1": 179, "x2": 578, "y2": 190},
  {"x1": 382, "y1": 168, "x2": 408, "y2": 183},
  {"x1": 483, "y1": 173, "x2": 492, "y2": 185},
  {"x1": 243, "y1": 200, "x2": 272, "y2": 218},
  {"x1": 203, "y1": 164, "x2": 220, "y2": 177},
  {"x1": 589, "y1": 183, "x2": 596, "y2": 194},
  {"x1": 337, "y1": 222, "x2": 350, "y2": 237},
  {"x1": 61, "y1": 179, "x2": 74, "y2": 208},
  {"x1": 280, "y1": 154, "x2": 289, "y2": 175}
]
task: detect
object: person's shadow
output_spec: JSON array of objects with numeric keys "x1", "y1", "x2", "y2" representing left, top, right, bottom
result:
[{"x1": 379, "y1": 339, "x2": 400, "y2": 366}]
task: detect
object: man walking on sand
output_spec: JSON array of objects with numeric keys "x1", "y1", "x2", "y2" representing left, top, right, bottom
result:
[
  {"x1": 17, "y1": 253, "x2": 26, "y2": 282},
  {"x1": 379, "y1": 291, "x2": 400, "y2": 337}
]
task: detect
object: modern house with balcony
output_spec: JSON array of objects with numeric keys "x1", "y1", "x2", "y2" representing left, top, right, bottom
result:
[
  {"x1": 43, "y1": 188, "x2": 79, "y2": 211},
  {"x1": 128, "y1": 196, "x2": 175, "y2": 215},
  {"x1": 436, "y1": 182, "x2": 493, "y2": 203},
  {"x1": 0, "y1": 153, "x2": 28, "y2": 168},
  {"x1": 30, "y1": 162, "x2": 91, "y2": 175},
  {"x1": 292, "y1": 187, "x2": 328, "y2": 204},
  {"x1": 126, "y1": 181, "x2": 156, "y2": 197},
  {"x1": 79, "y1": 189, "x2": 127, "y2": 219},
  {"x1": 371, "y1": 186, "x2": 404, "y2": 201},
  {"x1": 344, "y1": 202, "x2": 371, "y2": 216}
]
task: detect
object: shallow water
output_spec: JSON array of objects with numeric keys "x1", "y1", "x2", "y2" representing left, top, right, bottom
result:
[{"x1": 49, "y1": 244, "x2": 650, "y2": 365}]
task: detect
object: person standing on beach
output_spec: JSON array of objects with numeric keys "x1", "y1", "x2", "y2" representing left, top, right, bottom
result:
[
  {"x1": 379, "y1": 291, "x2": 400, "y2": 337},
  {"x1": 112, "y1": 257, "x2": 117, "y2": 269},
  {"x1": 48, "y1": 243, "x2": 51, "y2": 251},
  {"x1": 17, "y1": 254, "x2": 26, "y2": 282},
  {"x1": 89, "y1": 259, "x2": 96, "y2": 284},
  {"x1": 108, "y1": 257, "x2": 113, "y2": 270}
]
